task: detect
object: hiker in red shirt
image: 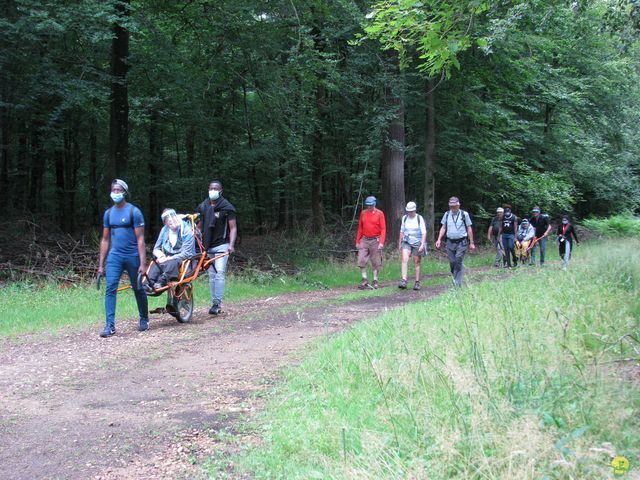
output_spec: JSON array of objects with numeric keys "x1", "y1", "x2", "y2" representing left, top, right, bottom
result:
[{"x1": 355, "y1": 196, "x2": 386, "y2": 289}]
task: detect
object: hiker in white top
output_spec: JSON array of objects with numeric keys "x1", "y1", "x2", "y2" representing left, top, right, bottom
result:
[
  {"x1": 397, "y1": 202, "x2": 427, "y2": 291},
  {"x1": 435, "y1": 196, "x2": 476, "y2": 287}
]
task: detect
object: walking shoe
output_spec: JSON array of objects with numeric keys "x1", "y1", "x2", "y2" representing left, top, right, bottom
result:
[
  {"x1": 398, "y1": 279, "x2": 407, "y2": 289},
  {"x1": 372, "y1": 280, "x2": 379, "y2": 289},
  {"x1": 138, "y1": 318, "x2": 149, "y2": 332},
  {"x1": 413, "y1": 281, "x2": 421, "y2": 291},
  {"x1": 209, "y1": 303, "x2": 222, "y2": 315},
  {"x1": 358, "y1": 279, "x2": 370, "y2": 290},
  {"x1": 99, "y1": 326, "x2": 116, "y2": 338}
]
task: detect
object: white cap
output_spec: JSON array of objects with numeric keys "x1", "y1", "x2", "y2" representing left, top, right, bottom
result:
[
  {"x1": 496, "y1": 207, "x2": 504, "y2": 213},
  {"x1": 405, "y1": 201, "x2": 417, "y2": 212}
]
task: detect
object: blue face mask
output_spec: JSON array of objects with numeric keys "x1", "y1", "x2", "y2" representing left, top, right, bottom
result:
[
  {"x1": 111, "y1": 192, "x2": 125, "y2": 204},
  {"x1": 209, "y1": 190, "x2": 220, "y2": 201}
]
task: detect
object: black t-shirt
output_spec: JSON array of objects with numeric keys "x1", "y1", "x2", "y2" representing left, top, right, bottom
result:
[
  {"x1": 501, "y1": 214, "x2": 517, "y2": 235},
  {"x1": 197, "y1": 197, "x2": 237, "y2": 249},
  {"x1": 529, "y1": 214, "x2": 549, "y2": 238}
]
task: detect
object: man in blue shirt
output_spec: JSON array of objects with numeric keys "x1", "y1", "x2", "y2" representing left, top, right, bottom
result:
[
  {"x1": 97, "y1": 179, "x2": 149, "y2": 337},
  {"x1": 435, "y1": 196, "x2": 476, "y2": 287}
]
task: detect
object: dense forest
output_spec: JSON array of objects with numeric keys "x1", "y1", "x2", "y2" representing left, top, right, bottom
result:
[{"x1": 2, "y1": 0, "x2": 640, "y2": 243}]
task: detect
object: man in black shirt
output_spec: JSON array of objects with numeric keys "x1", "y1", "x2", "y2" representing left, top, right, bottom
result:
[
  {"x1": 197, "y1": 180, "x2": 237, "y2": 315},
  {"x1": 529, "y1": 206, "x2": 552, "y2": 266}
]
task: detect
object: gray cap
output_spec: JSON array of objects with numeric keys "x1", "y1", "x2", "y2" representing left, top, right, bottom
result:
[
  {"x1": 113, "y1": 179, "x2": 129, "y2": 195},
  {"x1": 364, "y1": 196, "x2": 377, "y2": 206}
]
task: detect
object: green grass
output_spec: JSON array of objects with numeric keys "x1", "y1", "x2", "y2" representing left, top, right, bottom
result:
[
  {"x1": 582, "y1": 213, "x2": 640, "y2": 237},
  {"x1": 229, "y1": 240, "x2": 640, "y2": 480},
  {"x1": 0, "y1": 250, "x2": 493, "y2": 337}
]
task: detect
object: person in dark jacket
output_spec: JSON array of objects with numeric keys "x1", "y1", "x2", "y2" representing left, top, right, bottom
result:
[
  {"x1": 197, "y1": 180, "x2": 237, "y2": 315},
  {"x1": 487, "y1": 207, "x2": 504, "y2": 267},
  {"x1": 557, "y1": 214, "x2": 579, "y2": 270},
  {"x1": 498, "y1": 204, "x2": 518, "y2": 268}
]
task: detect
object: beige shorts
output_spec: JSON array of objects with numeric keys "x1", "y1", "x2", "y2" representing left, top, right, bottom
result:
[{"x1": 357, "y1": 236, "x2": 382, "y2": 269}]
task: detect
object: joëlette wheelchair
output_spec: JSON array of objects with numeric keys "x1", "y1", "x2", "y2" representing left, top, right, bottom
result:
[{"x1": 97, "y1": 213, "x2": 228, "y2": 323}]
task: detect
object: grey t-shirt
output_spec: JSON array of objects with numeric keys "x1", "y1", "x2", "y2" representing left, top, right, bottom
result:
[{"x1": 440, "y1": 210, "x2": 472, "y2": 240}]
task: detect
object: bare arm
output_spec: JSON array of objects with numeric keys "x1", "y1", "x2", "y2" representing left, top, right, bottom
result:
[
  {"x1": 487, "y1": 224, "x2": 493, "y2": 241},
  {"x1": 467, "y1": 226, "x2": 476, "y2": 251},
  {"x1": 228, "y1": 218, "x2": 237, "y2": 253},
  {"x1": 435, "y1": 225, "x2": 446, "y2": 248},
  {"x1": 97, "y1": 228, "x2": 110, "y2": 275},
  {"x1": 135, "y1": 226, "x2": 147, "y2": 273}
]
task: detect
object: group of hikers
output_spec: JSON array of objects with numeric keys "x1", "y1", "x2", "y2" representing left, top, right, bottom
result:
[
  {"x1": 355, "y1": 196, "x2": 580, "y2": 291},
  {"x1": 97, "y1": 179, "x2": 236, "y2": 338},
  {"x1": 98, "y1": 181, "x2": 579, "y2": 337}
]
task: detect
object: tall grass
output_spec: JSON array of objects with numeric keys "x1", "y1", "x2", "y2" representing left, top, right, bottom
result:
[
  {"x1": 231, "y1": 240, "x2": 640, "y2": 479},
  {"x1": 582, "y1": 213, "x2": 640, "y2": 237}
]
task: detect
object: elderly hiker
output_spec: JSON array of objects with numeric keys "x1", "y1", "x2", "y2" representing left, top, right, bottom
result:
[
  {"x1": 397, "y1": 201, "x2": 427, "y2": 291},
  {"x1": 515, "y1": 218, "x2": 536, "y2": 265},
  {"x1": 435, "y1": 196, "x2": 476, "y2": 287},
  {"x1": 529, "y1": 206, "x2": 552, "y2": 266},
  {"x1": 487, "y1": 207, "x2": 504, "y2": 267},
  {"x1": 557, "y1": 215, "x2": 579, "y2": 270},
  {"x1": 355, "y1": 195, "x2": 386, "y2": 289},
  {"x1": 197, "y1": 180, "x2": 237, "y2": 315},
  {"x1": 499, "y1": 204, "x2": 518, "y2": 268},
  {"x1": 97, "y1": 179, "x2": 149, "y2": 337},
  {"x1": 143, "y1": 209, "x2": 196, "y2": 292}
]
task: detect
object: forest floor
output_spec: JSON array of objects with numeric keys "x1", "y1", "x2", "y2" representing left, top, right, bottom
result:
[{"x1": 0, "y1": 269, "x2": 482, "y2": 480}]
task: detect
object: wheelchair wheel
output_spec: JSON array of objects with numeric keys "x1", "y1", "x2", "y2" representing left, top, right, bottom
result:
[{"x1": 168, "y1": 283, "x2": 193, "y2": 323}]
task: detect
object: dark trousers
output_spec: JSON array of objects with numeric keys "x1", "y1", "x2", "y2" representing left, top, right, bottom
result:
[
  {"x1": 446, "y1": 238, "x2": 468, "y2": 287},
  {"x1": 105, "y1": 254, "x2": 148, "y2": 328},
  {"x1": 146, "y1": 257, "x2": 182, "y2": 286},
  {"x1": 501, "y1": 233, "x2": 516, "y2": 267}
]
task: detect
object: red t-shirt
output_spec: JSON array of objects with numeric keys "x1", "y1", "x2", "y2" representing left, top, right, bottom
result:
[{"x1": 356, "y1": 208, "x2": 387, "y2": 246}]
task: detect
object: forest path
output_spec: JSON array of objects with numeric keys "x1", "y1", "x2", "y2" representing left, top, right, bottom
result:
[{"x1": 0, "y1": 269, "x2": 487, "y2": 480}]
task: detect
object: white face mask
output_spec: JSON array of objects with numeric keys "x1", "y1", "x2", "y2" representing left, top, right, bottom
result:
[
  {"x1": 209, "y1": 189, "x2": 220, "y2": 201},
  {"x1": 110, "y1": 192, "x2": 125, "y2": 204},
  {"x1": 562, "y1": 220, "x2": 569, "y2": 224}
]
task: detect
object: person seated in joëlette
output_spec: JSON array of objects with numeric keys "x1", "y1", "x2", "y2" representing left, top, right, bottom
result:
[{"x1": 144, "y1": 209, "x2": 195, "y2": 292}]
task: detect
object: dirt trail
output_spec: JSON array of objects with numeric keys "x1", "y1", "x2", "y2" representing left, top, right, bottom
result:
[{"x1": 0, "y1": 276, "x2": 457, "y2": 480}]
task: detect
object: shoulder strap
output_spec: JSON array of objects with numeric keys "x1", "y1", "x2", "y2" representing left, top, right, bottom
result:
[
  {"x1": 129, "y1": 204, "x2": 134, "y2": 228},
  {"x1": 402, "y1": 215, "x2": 406, "y2": 228},
  {"x1": 461, "y1": 210, "x2": 468, "y2": 228}
]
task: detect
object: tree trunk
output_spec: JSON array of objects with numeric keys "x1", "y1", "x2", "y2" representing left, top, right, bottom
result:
[
  {"x1": 55, "y1": 140, "x2": 65, "y2": 231},
  {"x1": 109, "y1": 0, "x2": 130, "y2": 180},
  {"x1": 0, "y1": 85, "x2": 9, "y2": 208},
  {"x1": 186, "y1": 126, "x2": 195, "y2": 178},
  {"x1": 381, "y1": 50, "x2": 405, "y2": 248},
  {"x1": 423, "y1": 78, "x2": 436, "y2": 242},
  {"x1": 148, "y1": 110, "x2": 161, "y2": 238},
  {"x1": 89, "y1": 120, "x2": 100, "y2": 226},
  {"x1": 311, "y1": 83, "x2": 326, "y2": 233},
  {"x1": 29, "y1": 123, "x2": 45, "y2": 209}
]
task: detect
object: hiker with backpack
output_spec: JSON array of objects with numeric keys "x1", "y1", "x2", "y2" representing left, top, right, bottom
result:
[
  {"x1": 557, "y1": 215, "x2": 579, "y2": 270},
  {"x1": 487, "y1": 207, "x2": 505, "y2": 267},
  {"x1": 529, "y1": 206, "x2": 552, "y2": 266},
  {"x1": 435, "y1": 196, "x2": 476, "y2": 287},
  {"x1": 142, "y1": 208, "x2": 196, "y2": 293},
  {"x1": 397, "y1": 202, "x2": 427, "y2": 291},
  {"x1": 355, "y1": 195, "x2": 386, "y2": 289},
  {"x1": 498, "y1": 204, "x2": 518, "y2": 268},
  {"x1": 97, "y1": 179, "x2": 149, "y2": 337}
]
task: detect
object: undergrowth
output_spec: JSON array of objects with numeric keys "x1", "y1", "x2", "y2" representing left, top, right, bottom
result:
[{"x1": 228, "y1": 240, "x2": 640, "y2": 480}]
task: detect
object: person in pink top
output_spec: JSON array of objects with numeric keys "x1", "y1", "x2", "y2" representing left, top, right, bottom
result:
[{"x1": 355, "y1": 196, "x2": 386, "y2": 289}]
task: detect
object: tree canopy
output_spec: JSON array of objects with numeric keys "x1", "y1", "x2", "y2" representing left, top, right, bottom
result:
[{"x1": 2, "y1": 0, "x2": 639, "y2": 241}]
